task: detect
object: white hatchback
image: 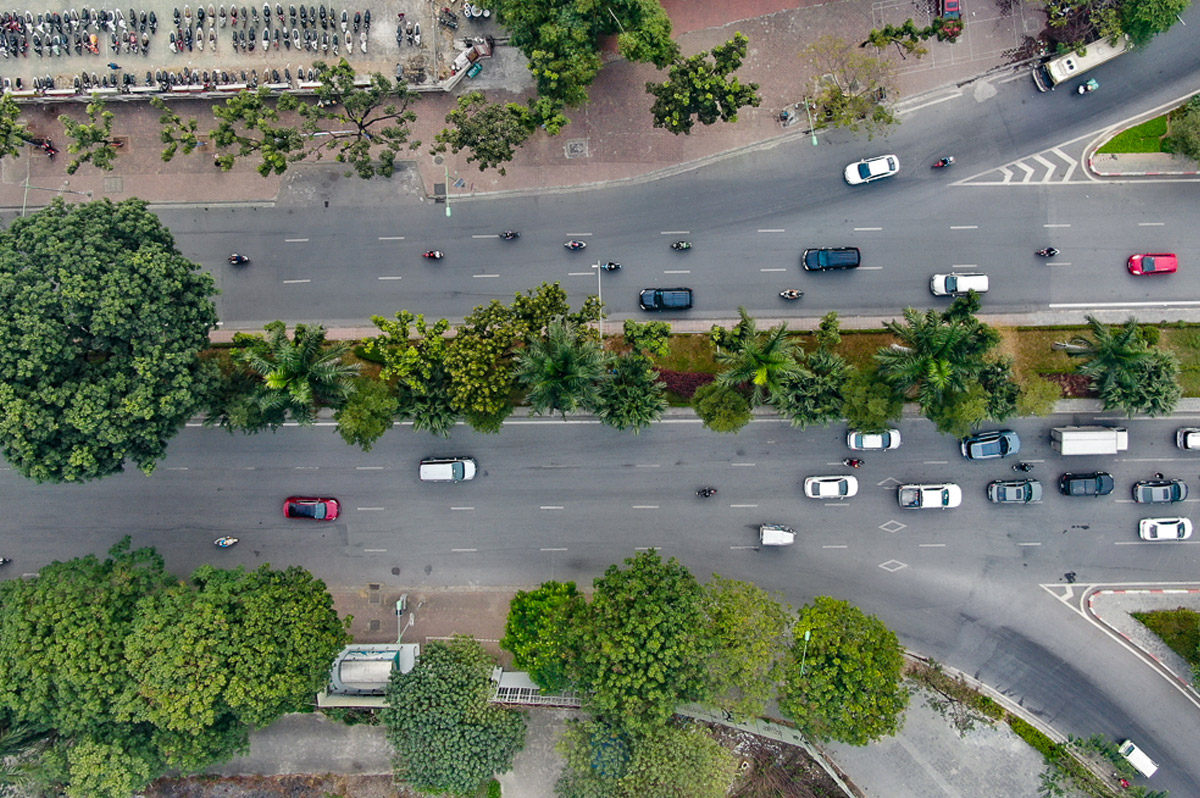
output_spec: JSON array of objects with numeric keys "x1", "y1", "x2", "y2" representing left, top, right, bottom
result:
[
  {"x1": 844, "y1": 154, "x2": 899, "y2": 185},
  {"x1": 804, "y1": 475, "x2": 859, "y2": 499},
  {"x1": 847, "y1": 429, "x2": 901, "y2": 451},
  {"x1": 1138, "y1": 517, "x2": 1193, "y2": 541}
]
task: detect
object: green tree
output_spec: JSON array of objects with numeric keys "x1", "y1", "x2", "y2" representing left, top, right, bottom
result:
[
  {"x1": 645, "y1": 33, "x2": 762, "y2": 135},
  {"x1": 801, "y1": 35, "x2": 898, "y2": 138},
  {"x1": 0, "y1": 723, "x2": 51, "y2": 791},
  {"x1": 714, "y1": 312, "x2": 802, "y2": 405},
  {"x1": 334, "y1": 377, "x2": 400, "y2": 452},
  {"x1": 58, "y1": 95, "x2": 121, "y2": 174},
  {"x1": 596, "y1": 353, "x2": 668, "y2": 433},
  {"x1": 0, "y1": 93, "x2": 31, "y2": 160},
  {"x1": 1121, "y1": 0, "x2": 1190, "y2": 45},
  {"x1": 555, "y1": 719, "x2": 629, "y2": 798},
  {"x1": 1066, "y1": 316, "x2": 1180, "y2": 416},
  {"x1": 366, "y1": 311, "x2": 459, "y2": 437},
  {"x1": 927, "y1": 383, "x2": 989, "y2": 437},
  {"x1": 446, "y1": 300, "x2": 522, "y2": 432},
  {"x1": 284, "y1": 59, "x2": 421, "y2": 179},
  {"x1": 622, "y1": 318, "x2": 672, "y2": 358},
  {"x1": 704, "y1": 575, "x2": 792, "y2": 717},
  {"x1": 772, "y1": 348, "x2": 850, "y2": 429},
  {"x1": 516, "y1": 317, "x2": 608, "y2": 417},
  {"x1": 228, "y1": 321, "x2": 360, "y2": 430},
  {"x1": 979, "y1": 357, "x2": 1021, "y2": 421},
  {"x1": 1164, "y1": 95, "x2": 1200, "y2": 161},
  {"x1": 432, "y1": 90, "x2": 535, "y2": 176},
  {"x1": 1017, "y1": 375, "x2": 1062, "y2": 417},
  {"x1": 864, "y1": 18, "x2": 931, "y2": 57},
  {"x1": 568, "y1": 550, "x2": 714, "y2": 734},
  {"x1": 157, "y1": 89, "x2": 305, "y2": 175},
  {"x1": 778, "y1": 596, "x2": 909, "y2": 746},
  {"x1": 692, "y1": 381, "x2": 752, "y2": 433},
  {"x1": 840, "y1": 366, "x2": 903, "y2": 432},
  {"x1": 0, "y1": 198, "x2": 217, "y2": 483},
  {"x1": 500, "y1": 581, "x2": 581, "y2": 691},
  {"x1": 383, "y1": 637, "x2": 527, "y2": 795},
  {"x1": 619, "y1": 721, "x2": 738, "y2": 798}
]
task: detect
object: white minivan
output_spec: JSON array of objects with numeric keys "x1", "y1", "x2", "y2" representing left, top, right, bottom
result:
[
  {"x1": 1118, "y1": 739, "x2": 1158, "y2": 778},
  {"x1": 419, "y1": 457, "x2": 477, "y2": 482},
  {"x1": 930, "y1": 272, "x2": 989, "y2": 296}
]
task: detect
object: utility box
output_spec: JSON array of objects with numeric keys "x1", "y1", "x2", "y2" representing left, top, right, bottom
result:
[{"x1": 1050, "y1": 426, "x2": 1129, "y2": 456}]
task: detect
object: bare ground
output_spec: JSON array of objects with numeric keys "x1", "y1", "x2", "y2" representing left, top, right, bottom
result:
[{"x1": 142, "y1": 774, "x2": 416, "y2": 798}]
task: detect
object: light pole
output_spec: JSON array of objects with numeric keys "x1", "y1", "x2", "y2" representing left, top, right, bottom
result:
[
  {"x1": 432, "y1": 154, "x2": 452, "y2": 218},
  {"x1": 803, "y1": 96, "x2": 818, "y2": 146},
  {"x1": 590, "y1": 261, "x2": 603, "y2": 340},
  {"x1": 798, "y1": 629, "x2": 812, "y2": 675}
]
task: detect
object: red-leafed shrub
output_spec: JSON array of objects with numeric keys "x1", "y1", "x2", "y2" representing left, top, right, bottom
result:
[{"x1": 655, "y1": 369, "x2": 715, "y2": 400}]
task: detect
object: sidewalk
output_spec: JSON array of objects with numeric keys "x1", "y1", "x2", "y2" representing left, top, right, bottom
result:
[{"x1": 2, "y1": 0, "x2": 1050, "y2": 209}]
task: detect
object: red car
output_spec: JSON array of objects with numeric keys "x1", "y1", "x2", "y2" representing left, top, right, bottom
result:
[
  {"x1": 1128, "y1": 253, "x2": 1177, "y2": 276},
  {"x1": 283, "y1": 496, "x2": 341, "y2": 521},
  {"x1": 943, "y1": 0, "x2": 961, "y2": 19}
]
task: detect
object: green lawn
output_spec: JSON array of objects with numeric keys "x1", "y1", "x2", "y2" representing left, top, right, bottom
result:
[
  {"x1": 1132, "y1": 608, "x2": 1200, "y2": 668},
  {"x1": 1097, "y1": 115, "x2": 1168, "y2": 153}
]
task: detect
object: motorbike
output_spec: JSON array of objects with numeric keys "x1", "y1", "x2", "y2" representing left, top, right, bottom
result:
[
  {"x1": 843, "y1": 458, "x2": 864, "y2": 468},
  {"x1": 213, "y1": 536, "x2": 239, "y2": 548},
  {"x1": 1035, "y1": 248, "x2": 1059, "y2": 257},
  {"x1": 599, "y1": 262, "x2": 621, "y2": 272},
  {"x1": 0, "y1": 557, "x2": 11, "y2": 566},
  {"x1": 500, "y1": 230, "x2": 520, "y2": 240},
  {"x1": 423, "y1": 250, "x2": 444, "y2": 260},
  {"x1": 228, "y1": 253, "x2": 249, "y2": 265},
  {"x1": 696, "y1": 487, "x2": 717, "y2": 498},
  {"x1": 1077, "y1": 78, "x2": 1099, "y2": 94},
  {"x1": 671, "y1": 241, "x2": 691, "y2": 251},
  {"x1": 932, "y1": 156, "x2": 956, "y2": 168},
  {"x1": 565, "y1": 240, "x2": 587, "y2": 251},
  {"x1": 780, "y1": 289, "x2": 803, "y2": 300},
  {"x1": 1012, "y1": 462, "x2": 1035, "y2": 472}
]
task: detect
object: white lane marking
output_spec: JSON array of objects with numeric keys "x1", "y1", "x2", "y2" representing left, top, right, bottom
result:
[
  {"x1": 541, "y1": 547, "x2": 568, "y2": 552},
  {"x1": 758, "y1": 228, "x2": 786, "y2": 233},
  {"x1": 294, "y1": 466, "x2": 319, "y2": 470},
  {"x1": 378, "y1": 276, "x2": 403, "y2": 281},
  {"x1": 1044, "y1": 262, "x2": 1074, "y2": 266},
  {"x1": 566, "y1": 233, "x2": 593, "y2": 237},
  {"x1": 730, "y1": 462, "x2": 756, "y2": 467},
  {"x1": 860, "y1": 266, "x2": 884, "y2": 270},
  {"x1": 1043, "y1": 223, "x2": 1071, "y2": 228},
  {"x1": 1017, "y1": 542, "x2": 1042, "y2": 547},
  {"x1": 451, "y1": 506, "x2": 475, "y2": 511},
  {"x1": 760, "y1": 267, "x2": 787, "y2": 272},
  {"x1": 472, "y1": 234, "x2": 499, "y2": 238},
  {"x1": 663, "y1": 269, "x2": 691, "y2": 274},
  {"x1": 1051, "y1": 300, "x2": 1200, "y2": 308},
  {"x1": 451, "y1": 548, "x2": 478, "y2": 553},
  {"x1": 949, "y1": 225, "x2": 978, "y2": 230},
  {"x1": 729, "y1": 503, "x2": 759, "y2": 508},
  {"x1": 822, "y1": 503, "x2": 850, "y2": 508},
  {"x1": 823, "y1": 544, "x2": 849, "y2": 549},
  {"x1": 918, "y1": 543, "x2": 947, "y2": 548},
  {"x1": 282, "y1": 279, "x2": 311, "y2": 284},
  {"x1": 364, "y1": 548, "x2": 388, "y2": 552},
  {"x1": 568, "y1": 271, "x2": 593, "y2": 276},
  {"x1": 1137, "y1": 222, "x2": 1165, "y2": 226},
  {"x1": 378, "y1": 235, "x2": 405, "y2": 240},
  {"x1": 950, "y1": 264, "x2": 977, "y2": 268},
  {"x1": 730, "y1": 545, "x2": 758, "y2": 550},
  {"x1": 474, "y1": 273, "x2": 500, "y2": 278},
  {"x1": 853, "y1": 227, "x2": 882, "y2": 231},
  {"x1": 635, "y1": 464, "x2": 661, "y2": 468},
  {"x1": 357, "y1": 507, "x2": 385, "y2": 511},
  {"x1": 285, "y1": 238, "x2": 309, "y2": 242},
  {"x1": 166, "y1": 467, "x2": 189, "y2": 471},
  {"x1": 631, "y1": 505, "x2": 660, "y2": 509},
  {"x1": 923, "y1": 460, "x2": 950, "y2": 465},
  {"x1": 661, "y1": 230, "x2": 690, "y2": 235},
  {"x1": 540, "y1": 505, "x2": 564, "y2": 510},
  {"x1": 356, "y1": 466, "x2": 385, "y2": 470}
]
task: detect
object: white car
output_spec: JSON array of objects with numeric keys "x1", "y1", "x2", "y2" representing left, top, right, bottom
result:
[
  {"x1": 847, "y1": 429, "x2": 901, "y2": 451},
  {"x1": 1138, "y1": 517, "x2": 1193, "y2": 541},
  {"x1": 1176, "y1": 427, "x2": 1200, "y2": 450},
  {"x1": 843, "y1": 154, "x2": 899, "y2": 185},
  {"x1": 804, "y1": 475, "x2": 859, "y2": 499},
  {"x1": 930, "y1": 272, "x2": 989, "y2": 296},
  {"x1": 898, "y1": 483, "x2": 962, "y2": 509}
]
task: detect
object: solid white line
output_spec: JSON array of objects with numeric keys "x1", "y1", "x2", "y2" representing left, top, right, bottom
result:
[
  {"x1": 948, "y1": 225, "x2": 978, "y2": 230},
  {"x1": 758, "y1": 228, "x2": 786, "y2": 233},
  {"x1": 853, "y1": 227, "x2": 882, "y2": 231},
  {"x1": 1044, "y1": 223, "x2": 1071, "y2": 228},
  {"x1": 760, "y1": 267, "x2": 787, "y2": 272},
  {"x1": 285, "y1": 238, "x2": 309, "y2": 242},
  {"x1": 378, "y1": 276, "x2": 403, "y2": 281},
  {"x1": 282, "y1": 279, "x2": 311, "y2": 284},
  {"x1": 631, "y1": 505, "x2": 660, "y2": 509},
  {"x1": 473, "y1": 273, "x2": 500, "y2": 278},
  {"x1": 661, "y1": 230, "x2": 690, "y2": 235},
  {"x1": 729, "y1": 503, "x2": 758, "y2": 508},
  {"x1": 918, "y1": 543, "x2": 947, "y2": 548},
  {"x1": 355, "y1": 466, "x2": 385, "y2": 470},
  {"x1": 1051, "y1": 300, "x2": 1200, "y2": 308},
  {"x1": 1137, "y1": 222, "x2": 1165, "y2": 226},
  {"x1": 377, "y1": 236, "x2": 405, "y2": 240},
  {"x1": 541, "y1": 547, "x2": 568, "y2": 552},
  {"x1": 357, "y1": 507, "x2": 385, "y2": 511},
  {"x1": 451, "y1": 506, "x2": 475, "y2": 511},
  {"x1": 540, "y1": 505, "x2": 564, "y2": 510},
  {"x1": 663, "y1": 269, "x2": 690, "y2": 274}
]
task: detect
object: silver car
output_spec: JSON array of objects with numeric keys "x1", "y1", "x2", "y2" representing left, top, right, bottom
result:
[
  {"x1": 987, "y1": 479, "x2": 1042, "y2": 504},
  {"x1": 1132, "y1": 479, "x2": 1188, "y2": 504}
]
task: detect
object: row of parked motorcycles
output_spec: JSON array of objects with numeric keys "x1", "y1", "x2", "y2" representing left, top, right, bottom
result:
[{"x1": 0, "y1": 6, "x2": 158, "y2": 58}]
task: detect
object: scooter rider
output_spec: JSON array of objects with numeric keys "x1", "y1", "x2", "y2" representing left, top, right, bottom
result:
[{"x1": 1036, "y1": 247, "x2": 1059, "y2": 257}]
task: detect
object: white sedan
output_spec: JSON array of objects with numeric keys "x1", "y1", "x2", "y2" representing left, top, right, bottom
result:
[
  {"x1": 844, "y1": 154, "x2": 899, "y2": 185},
  {"x1": 1138, "y1": 517, "x2": 1193, "y2": 541},
  {"x1": 847, "y1": 429, "x2": 901, "y2": 451},
  {"x1": 804, "y1": 475, "x2": 859, "y2": 499}
]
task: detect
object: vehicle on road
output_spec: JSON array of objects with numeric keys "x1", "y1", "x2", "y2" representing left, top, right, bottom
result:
[
  {"x1": 930, "y1": 272, "x2": 989, "y2": 296},
  {"x1": 759, "y1": 524, "x2": 795, "y2": 546},
  {"x1": 898, "y1": 483, "x2": 962, "y2": 509},
  {"x1": 419, "y1": 457, "x2": 477, "y2": 482},
  {"x1": 1176, "y1": 427, "x2": 1200, "y2": 449},
  {"x1": 779, "y1": 289, "x2": 803, "y2": 300},
  {"x1": 283, "y1": 496, "x2": 341, "y2": 520},
  {"x1": 804, "y1": 475, "x2": 859, "y2": 499},
  {"x1": 1127, "y1": 253, "x2": 1177, "y2": 276},
  {"x1": 1138, "y1": 517, "x2": 1193, "y2": 541},
  {"x1": 1050, "y1": 426, "x2": 1128, "y2": 455},
  {"x1": 639, "y1": 287, "x2": 693, "y2": 311},
  {"x1": 987, "y1": 479, "x2": 1042, "y2": 504},
  {"x1": 961, "y1": 429, "x2": 1020, "y2": 460},
  {"x1": 932, "y1": 156, "x2": 955, "y2": 168},
  {"x1": 942, "y1": 0, "x2": 960, "y2": 19},
  {"x1": 843, "y1": 154, "x2": 899, "y2": 185},
  {"x1": 1058, "y1": 472, "x2": 1115, "y2": 497},
  {"x1": 802, "y1": 246, "x2": 860, "y2": 271},
  {"x1": 1118, "y1": 740, "x2": 1159, "y2": 778},
  {"x1": 1031, "y1": 34, "x2": 1129, "y2": 92},
  {"x1": 1132, "y1": 479, "x2": 1188, "y2": 504},
  {"x1": 847, "y1": 428, "x2": 901, "y2": 450}
]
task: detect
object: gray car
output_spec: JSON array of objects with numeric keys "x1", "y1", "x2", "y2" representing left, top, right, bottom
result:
[
  {"x1": 1132, "y1": 479, "x2": 1188, "y2": 504},
  {"x1": 987, "y1": 479, "x2": 1043, "y2": 504}
]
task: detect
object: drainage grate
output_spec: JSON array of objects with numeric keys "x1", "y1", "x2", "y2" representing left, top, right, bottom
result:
[
  {"x1": 564, "y1": 139, "x2": 589, "y2": 159},
  {"x1": 368, "y1": 619, "x2": 380, "y2": 632},
  {"x1": 103, "y1": 176, "x2": 122, "y2": 193}
]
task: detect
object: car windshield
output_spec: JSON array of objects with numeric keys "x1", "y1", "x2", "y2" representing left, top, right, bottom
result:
[{"x1": 857, "y1": 163, "x2": 873, "y2": 179}]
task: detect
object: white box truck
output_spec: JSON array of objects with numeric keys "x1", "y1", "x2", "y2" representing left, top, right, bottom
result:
[
  {"x1": 1050, "y1": 426, "x2": 1129, "y2": 456},
  {"x1": 1118, "y1": 739, "x2": 1158, "y2": 778}
]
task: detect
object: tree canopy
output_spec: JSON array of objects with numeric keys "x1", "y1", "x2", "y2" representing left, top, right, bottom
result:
[
  {"x1": 383, "y1": 637, "x2": 527, "y2": 795},
  {"x1": 703, "y1": 575, "x2": 792, "y2": 717},
  {"x1": 0, "y1": 93, "x2": 29, "y2": 160},
  {"x1": 801, "y1": 35, "x2": 898, "y2": 138},
  {"x1": 0, "y1": 198, "x2": 217, "y2": 483},
  {"x1": 432, "y1": 90, "x2": 535, "y2": 176},
  {"x1": 500, "y1": 581, "x2": 581, "y2": 691},
  {"x1": 59, "y1": 96, "x2": 121, "y2": 174},
  {"x1": 1067, "y1": 316, "x2": 1180, "y2": 417},
  {"x1": 1121, "y1": 0, "x2": 1191, "y2": 45},
  {"x1": 646, "y1": 33, "x2": 762, "y2": 135}
]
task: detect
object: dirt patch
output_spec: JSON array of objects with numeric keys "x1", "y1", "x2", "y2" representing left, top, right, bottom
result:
[
  {"x1": 142, "y1": 774, "x2": 415, "y2": 798},
  {"x1": 707, "y1": 723, "x2": 860, "y2": 798}
]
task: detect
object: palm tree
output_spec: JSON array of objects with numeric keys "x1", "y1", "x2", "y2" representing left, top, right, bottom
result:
[
  {"x1": 715, "y1": 320, "x2": 802, "y2": 406},
  {"x1": 0, "y1": 723, "x2": 50, "y2": 790},
  {"x1": 515, "y1": 317, "x2": 608, "y2": 418},
  {"x1": 1067, "y1": 317, "x2": 1180, "y2": 415},
  {"x1": 596, "y1": 354, "x2": 668, "y2": 433},
  {"x1": 240, "y1": 321, "x2": 360, "y2": 425},
  {"x1": 874, "y1": 308, "x2": 992, "y2": 412}
]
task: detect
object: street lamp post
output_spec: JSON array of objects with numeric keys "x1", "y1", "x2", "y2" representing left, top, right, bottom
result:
[
  {"x1": 443, "y1": 161, "x2": 452, "y2": 218},
  {"x1": 803, "y1": 97, "x2": 818, "y2": 146},
  {"x1": 798, "y1": 629, "x2": 812, "y2": 675},
  {"x1": 590, "y1": 261, "x2": 603, "y2": 340}
]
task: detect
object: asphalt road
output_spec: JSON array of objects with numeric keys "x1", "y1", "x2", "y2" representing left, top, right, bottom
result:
[{"x1": 4, "y1": 414, "x2": 1200, "y2": 791}]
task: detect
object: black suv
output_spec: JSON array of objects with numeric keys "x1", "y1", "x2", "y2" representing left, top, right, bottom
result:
[
  {"x1": 1058, "y1": 472, "x2": 1115, "y2": 497},
  {"x1": 639, "y1": 287, "x2": 693, "y2": 311},
  {"x1": 802, "y1": 247, "x2": 861, "y2": 271}
]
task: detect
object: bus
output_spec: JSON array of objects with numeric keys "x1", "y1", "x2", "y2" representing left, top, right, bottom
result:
[{"x1": 1031, "y1": 35, "x2": 1130, "y2": 92}]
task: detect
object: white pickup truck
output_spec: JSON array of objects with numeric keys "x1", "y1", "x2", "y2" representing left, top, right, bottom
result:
[{"x1": 898, "y1": 483, "x2": 962, "y2": 509}]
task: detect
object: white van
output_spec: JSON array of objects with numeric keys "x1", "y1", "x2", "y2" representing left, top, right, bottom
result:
[
  {"x1": 759, "y1": 524, "x2": 796, "y2": 546},
  {"x1": 930, "y1": 273, "x2": 989, "y2": 296},
  {"x1": 418, "y1": 457, "x2": 478, "y2": 482},
  {"x1": 1118, "y1": 739, "x2": 1158, "y2": 778},
  {"x1": 1050, "y1": 426, "x2": 1129, "y2": 455}
]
